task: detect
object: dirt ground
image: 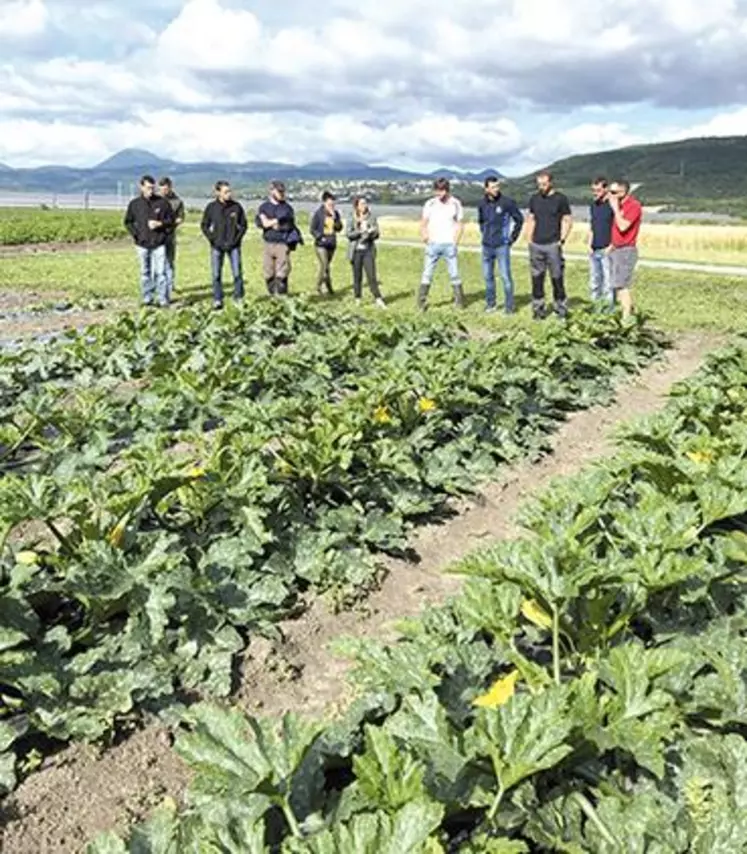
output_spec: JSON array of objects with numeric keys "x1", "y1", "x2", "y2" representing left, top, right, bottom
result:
[
  {"x1": 0, "y1": 291, "x2": 128, "y2": 345},
  {"x1": 0, "y1": 331, "x2": 721, "y2": 854}
]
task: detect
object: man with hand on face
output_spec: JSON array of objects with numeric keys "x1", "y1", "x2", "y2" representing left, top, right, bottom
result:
[
  {"x1": 124, "y1": 174, "x2": 175, "y2": 308},
  {"x1": 608, "y1": 179, "x2": 643, "y2": 320},
  {"x1": 200, "y1": 180, "x2": 247, "y2": 310},
  {"x1": 255, "y1": 180, "x2": 299, "y2": 296},
  {"x1": 588, "y1": 176, "x2": 614, "y2": 309},
  {"x1": 310, "y1": 190, "x2": 343, "y2": 296},
  {"x1": 478, "y1": 174, "x2": 524, "y2": 314},
  {"x1": 526, "y1": 170, "x2": 573, "y2": 319}
]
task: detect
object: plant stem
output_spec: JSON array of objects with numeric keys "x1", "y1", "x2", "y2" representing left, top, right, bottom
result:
[
  {"x1": 552, "y1": 604, "x2": 561, "y2": 685},
  {"x1": 487, "y1": 782, "x2": 505, "y2": 822},
  {"x1": 45, "y1": 519, "x2": 75, "y2": 556},
  {"x1": 281, "y1": 799, "x2": 302, "y2": 838},
  {"x1": 572, "y1": 791, "x2": 619, "y2": 849}
]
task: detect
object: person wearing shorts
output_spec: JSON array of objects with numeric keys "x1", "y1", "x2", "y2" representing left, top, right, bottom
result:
[{"x1": 608, "y1": 180, "x2": 643, "y2": 319}]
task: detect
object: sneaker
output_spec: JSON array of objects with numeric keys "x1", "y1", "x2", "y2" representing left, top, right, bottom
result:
[
  {"x1": 375, "y1": 298, "x2": 387, "y2": 309},
  {"x1": 485, "y1": 305, "x2": 497, "y2": 314},
  {"x1": 213, "y1": 301, "x2": 223, "y2": 310}
]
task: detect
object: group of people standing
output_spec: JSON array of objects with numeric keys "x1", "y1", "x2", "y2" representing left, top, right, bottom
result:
[
  {"x1": 124, "y1": 175, "x2": 385, "y2": 309},
  {"x1": 417, "y1": 172, "x2": 641, "y2": 319},
  {"x1": 124, "y1": 169, "x2": 642, "y2": 317}
]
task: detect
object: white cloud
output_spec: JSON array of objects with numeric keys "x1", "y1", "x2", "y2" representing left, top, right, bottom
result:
[
  {"x1": 0, "y1": 0, "x2": 47, "y2": 38},
  {"x1": 3, "y1": 0, "x2": 747, "y2": 169}
]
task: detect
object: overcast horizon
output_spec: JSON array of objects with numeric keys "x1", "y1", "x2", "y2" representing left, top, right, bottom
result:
[{"x1": 3, "y1": 0, "x2": 747, "y2": 173}]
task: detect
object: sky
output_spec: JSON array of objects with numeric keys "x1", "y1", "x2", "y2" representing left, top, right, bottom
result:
[{"x1": 2, "y1": 0, "x2": 747, "y2": 174}]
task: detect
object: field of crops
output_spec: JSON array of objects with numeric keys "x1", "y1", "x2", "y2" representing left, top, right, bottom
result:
[
  {"x1": 0, "y1": 208, "x2": 126, "y2": 245},
  {"x1": 86, "y1": 336, "x2": 747, "y2": 853},
  {"x1": 0, "y1": 300, "x2": 663, "y2": 809}
]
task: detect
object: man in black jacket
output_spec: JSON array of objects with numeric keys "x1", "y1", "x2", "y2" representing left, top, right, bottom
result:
[
  {"x1": 200, "y1": 181, "x2": 248, "y2": 309},
  {"x1": 123, "y1": 175, "x2": 175, "y2": 307},
  {"x1": 158, "y1": 177, "x2": 185, "y2": 297},
  {"x1": 309, "y1": 190, "x2": 342, "y2": 295}
]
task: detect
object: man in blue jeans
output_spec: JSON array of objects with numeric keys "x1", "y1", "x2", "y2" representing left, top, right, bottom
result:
[
  {"x1": 417, "y1": 177, "x2": 465, "y2": 310},
  {"x1": 200, "y1": 181, "x2": 248, "y2": 309},
  {"x1": 123, "y1": 175, "x2": 174, "y2": 308},
  {"x1": 589, "y1": 176, "x2": 614, "y2": 309},
  {"x1": 478, "y1": 175, "x2": 524, "y2": 314}
]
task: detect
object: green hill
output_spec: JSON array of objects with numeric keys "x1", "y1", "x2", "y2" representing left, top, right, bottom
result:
[{"x1": 497, "y1": 135, "x2": 747, "y2": 215}]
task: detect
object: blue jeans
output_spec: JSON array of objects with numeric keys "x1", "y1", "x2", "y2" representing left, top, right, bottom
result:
[
  {"x1": 589, "y1": 249, "x2": 613, "y2": 306},
  {"x1": 482, "y1": 244, "x2": 515, "y2": 312},
  {"x1": 211, "y1": 247, "x2": 244, "y2": 303},
  {"x1": 136, "y1": 245, "x2": 168, "y2": 306},
  {"x1": 421, "y1": 243, "x2": 461, "y2": 287}
]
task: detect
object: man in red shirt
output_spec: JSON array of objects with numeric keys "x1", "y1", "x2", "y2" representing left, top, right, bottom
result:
[{"x1": 608, "y1": 179, "x2": 643, "y2": 319}]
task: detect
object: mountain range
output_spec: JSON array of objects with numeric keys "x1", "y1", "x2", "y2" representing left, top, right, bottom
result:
[
  {"x1": 1, "y1": 135, "x2": 746, "y2": 215},
  {"x1": 0, "y1": 148, "x2": 502, "y2": 194}
]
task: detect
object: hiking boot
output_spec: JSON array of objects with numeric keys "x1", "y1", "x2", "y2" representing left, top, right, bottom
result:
[
  {"x1": 213, "y1": 301, "x2": 223, "y2": 310},
  {"x1": 417, "y1": 283, "x2": 429, "y2": 311},
  {"x1": 554, "y1": 301, "x2": 569, "y2": 320},
  {"x1": 532, "y1": 303, "x2": 547, "y2": 320},
  {"x1": 453, "y1": 285, "x2": 465, "y2": 309}
]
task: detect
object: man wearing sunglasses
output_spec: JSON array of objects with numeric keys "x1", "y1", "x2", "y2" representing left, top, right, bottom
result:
[{"x1": 608, "y1": 180, "x2": 643, "y2": 319}]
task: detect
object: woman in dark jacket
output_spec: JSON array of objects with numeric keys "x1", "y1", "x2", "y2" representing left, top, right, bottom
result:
[
  {"x1": 346, "y1": 196, "x2": 385, "y2": 307},
  {"x1": 309, "y1": 190, "x2": 343, "y2": 295}
]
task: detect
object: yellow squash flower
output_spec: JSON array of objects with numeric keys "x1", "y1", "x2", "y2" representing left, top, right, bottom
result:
[
  {"x1": 686, "y1": 450, "x2": 715, "y2": 465},
  {"x1": 521, "y1": 599, "x2": 553, "y2": 630},
  {"x1": 187, "y1": 466, "x2": 207, "y2": 478},
  {"x1": 16, "y1": 550, "x2": 39, "y2": 566},
  {"x1": 373, "y1": 405, "x2": 392, "y2": 424},
  {"x1": 418, "y1": 397, "x2": 437, "y2": 414},
  {"x1": 474, "y1": 670, "x2": 520, "y2": 708}
]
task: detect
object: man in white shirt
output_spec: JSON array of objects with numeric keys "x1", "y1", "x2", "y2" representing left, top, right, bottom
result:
[{"x1": 417, "y1": 178, "x2": 465, "y2": 309}]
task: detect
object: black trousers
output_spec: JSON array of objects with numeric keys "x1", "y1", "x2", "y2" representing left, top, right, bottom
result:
[
  {"x1": 529, "y1": 242, "x2": 567, "y2": 310},
  {"x1": 352, "y1": 249, "x2": 382, "y2": 299}
]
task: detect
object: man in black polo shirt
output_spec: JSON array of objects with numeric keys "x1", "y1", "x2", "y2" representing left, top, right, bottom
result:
[
  {"x1": 588, "y1": 176, "x2": 614, "y2": 309},
  {"x1": 255, "y1": 180, "x2": 301, "y2": 295},
  {"x1": 526, "y1": 170, "x2": 573, "y2": 319}
]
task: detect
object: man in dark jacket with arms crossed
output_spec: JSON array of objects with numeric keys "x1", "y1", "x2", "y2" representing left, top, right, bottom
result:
[
  {"x1": 124, "y1": 175, "x2": 175, "y2": 308},
  {"x1": 201, "y1": 181, "x2": 248, "y2": 309}
]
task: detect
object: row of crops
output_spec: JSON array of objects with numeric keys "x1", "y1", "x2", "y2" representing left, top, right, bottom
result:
[
  {"x1": 0, "y1": 302, "x2": 663, "y2": 800},
  {"x1": 88, "y1": 337, "x2": 747, "y2": 853},
  {"x1": 0, "y1": 208, "x2": 126, "y2": 245}
]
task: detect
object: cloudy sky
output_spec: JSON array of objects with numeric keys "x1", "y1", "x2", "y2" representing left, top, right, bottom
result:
[{"x1": 2, "y1": 0, "x2": 747, "y2": 174}]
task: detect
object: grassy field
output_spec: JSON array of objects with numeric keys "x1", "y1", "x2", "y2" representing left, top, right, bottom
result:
[
  {"x1": 0, "y1": 221, "x2": 746, "y2": 333},
  {"x1": 378, "y1": 215, "x2": 747, "y2": 267}
]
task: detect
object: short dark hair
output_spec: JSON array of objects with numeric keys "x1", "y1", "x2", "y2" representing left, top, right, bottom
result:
[
  {"x1": 592, "y1": 176, "x2": 608, "y2": 187},
  {"x1": 614, "y1": 178, "x2": 631, "y2": 192},
  {"x1": 270, "y1": 180, "x2": 286, "y2": 193},
  {"x1": 215, "y1": 180, "x2": 230, "y2": 191},
  {"x1": 158, "y1": 176, "x2": 172, "y2": 188},
  {"x1": 434, "y1": 177, "x2": 450, "y2": 192},
  {"x1": 483, "y1": 174, "x2": 501, "y2": 188},
  {"x1": 321, "y1": 190, "x2": 335, "y2": 202},
  {"x1": 536, "y1": 169, "x2": 553, "y2": 181},
  {"x1": 140, "y1": 175, "x2": 156, "y2": 186}
]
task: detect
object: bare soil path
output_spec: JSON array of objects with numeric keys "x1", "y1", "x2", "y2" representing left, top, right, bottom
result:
[{"x1": 0, "y1": 331, "x2": 722, "y2": 854}]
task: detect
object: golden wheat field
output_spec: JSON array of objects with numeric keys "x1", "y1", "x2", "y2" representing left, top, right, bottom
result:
[{"x1": 378, "y1": 216, "x2": 747, "y2": 266}]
